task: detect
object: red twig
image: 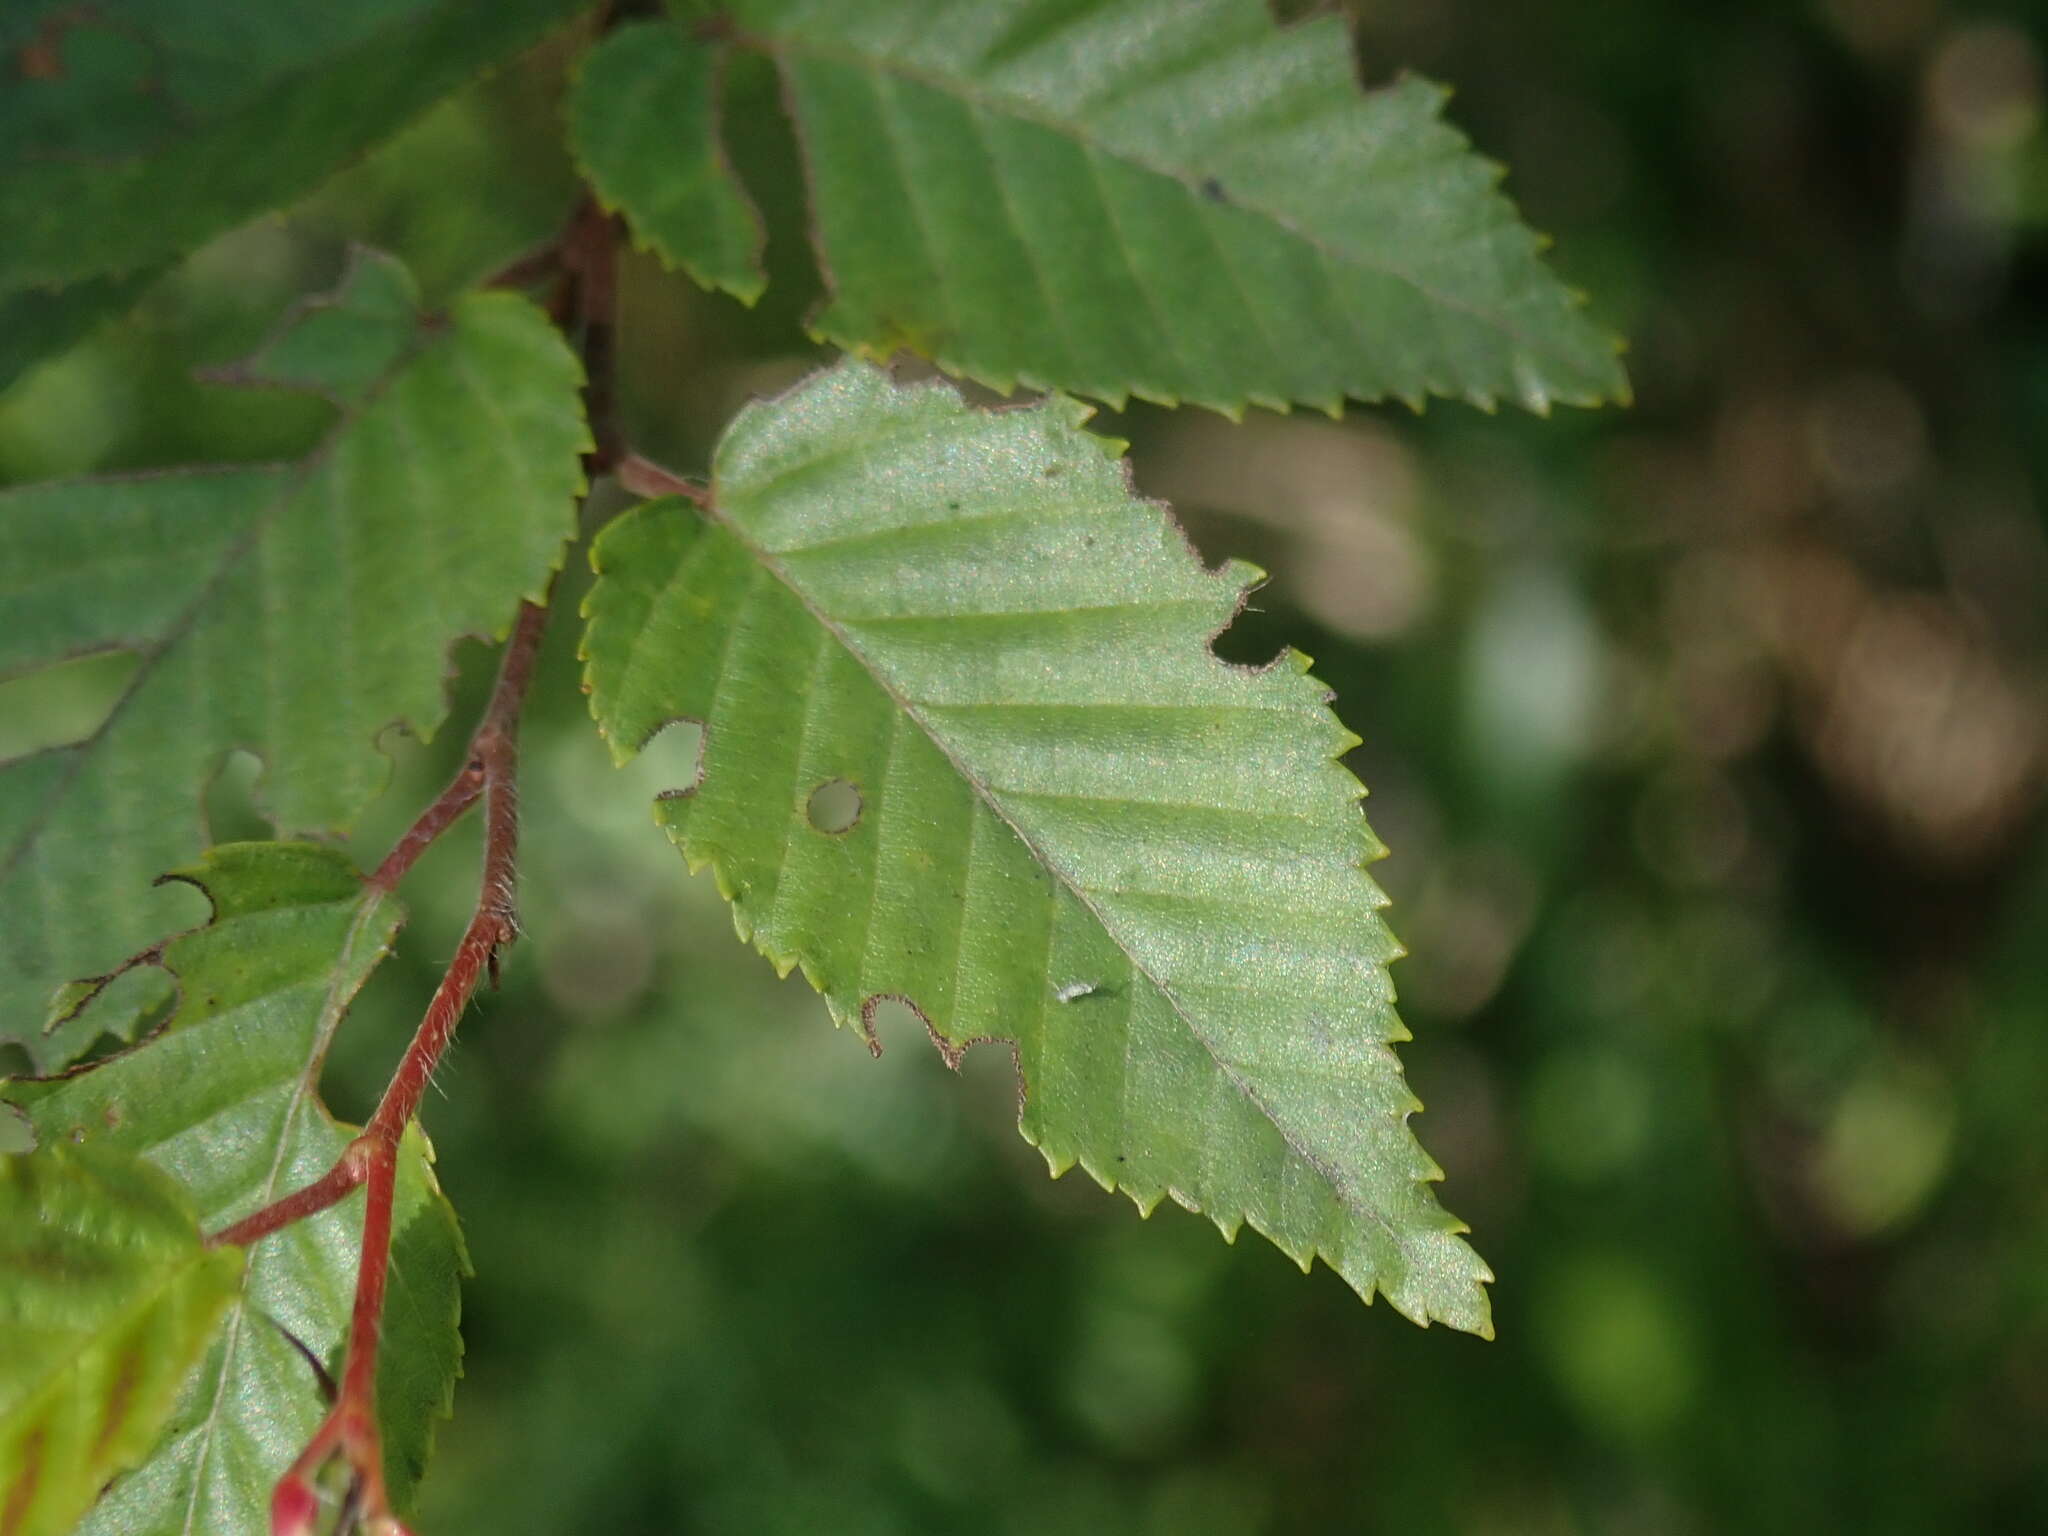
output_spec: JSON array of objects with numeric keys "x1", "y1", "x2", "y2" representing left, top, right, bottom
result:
[
  {"x1": 206, "y1": 106, "x2": 618, "y2": 1536},
  {"x1": 210, "y1": 598, "x2": 547, "y2": 1535},
  {"x1": 267, "y1": 1147, "x2": 401, "y2": 1535}
]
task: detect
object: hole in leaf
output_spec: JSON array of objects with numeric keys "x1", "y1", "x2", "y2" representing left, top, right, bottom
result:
[
  {"x1": 203, "y1": 748, "x2": 270, "y2": 843},
  {"x1": 0, "y1": 1101, "x2": 32, "y2": 1155},
  {"x1": 806, "y1": 777, "x2": 862, "y2": 834},
  {"x1": 44, "y1": 959, "x2": 176, "y2": 1066},
  {"x1": 0, "y1": 649, "x2": 140, "y2": 760},
  {"x1": 634, "y1": 718, "x2": 705, "y2": 801}
]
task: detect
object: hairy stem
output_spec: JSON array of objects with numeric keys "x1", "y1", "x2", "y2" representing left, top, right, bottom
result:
[
  {"x1": 212, "y1": 596, "x2": 547, "y2": 1534},
  {"x1": 367, "y1": 760, "x2": 483, "y2": 893},
  {"x1": 205, "y1": 596, "x2": 547, "y2": 1244},
  {"x1": 209, "y1": 144, "x2": 619, "y2": 1536},
  {"x1": 206, "y1": 1148, "x2": 369, "y2": 1250}
]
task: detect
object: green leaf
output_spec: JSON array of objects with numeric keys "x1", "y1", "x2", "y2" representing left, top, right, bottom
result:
[
  {"x1": 571, "y1": 22, "x2": 766, "y2": 303},
  {"x1": 0, "y1": 0, "x2": 589, "y2": 292},
  {"x1": 572, "y1": 0, "x2": 1625, "y2": 417},
  {"x1": 0, "y1": 250, "x2": 588, "y2": 1071},
  {"x1": 582, "y1": 360, "x2": 1491, "y2": 1334},
  {"x1": 2, "y1": 842, "x2": 467, "y2": 1535},
  {"x1": 0, "y1": 1145, "x2": 244, "y2": 1536}
]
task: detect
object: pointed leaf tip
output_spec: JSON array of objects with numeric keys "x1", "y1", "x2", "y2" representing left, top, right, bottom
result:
[
  {"x1": 577, "y1": 1, "x2": 1626, "y2": 419},
  {"x1": 585, "y1": 359, "x2": 1491, "y2": 1334}
]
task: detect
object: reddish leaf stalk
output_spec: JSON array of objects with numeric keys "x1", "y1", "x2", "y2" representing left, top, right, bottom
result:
[
  {"x1": 207, "y1": 1148, "x2": 370, "y2": 1249},
  {"x1": 616, "y1": 451, "x2": 709, "y2": 506},
  {"x1": 368, "y1": 755, "x2": 483, "y2": 892}
]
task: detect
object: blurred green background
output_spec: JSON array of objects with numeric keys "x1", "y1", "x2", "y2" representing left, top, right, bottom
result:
[{"x1": 4, "y1": 1, "x2": 2048, "y2": 1531}]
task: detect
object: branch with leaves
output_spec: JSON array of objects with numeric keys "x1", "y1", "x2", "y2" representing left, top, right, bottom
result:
[
  {"x1": 211, "y1": 596, "x2": 546, "y2": 1536},
  {"x1": 1, "y1": 2, "x2": 1625, "y2": 1531}
]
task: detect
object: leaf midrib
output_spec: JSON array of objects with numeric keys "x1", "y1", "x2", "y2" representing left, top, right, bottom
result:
[{"x1": 698, "y1": 490, "x2": 1409, "y2": 1256}]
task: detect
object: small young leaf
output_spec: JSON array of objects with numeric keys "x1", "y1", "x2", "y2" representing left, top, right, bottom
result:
[
  {"x1": 0, "y1": 0, "x2": 588, "y2": 293},
  {"x1": 583, "y1": 360, "x2": 1491, "y2": 1335},
  {"x1": 0, "y1": 1145, "x2": 245, "y2": 1536},
  {"x1": 1, "y1": 843, "x2": 467, "y2": 1535},
  {"x1": 0, "y1": 250, "x2": 589, "y2": 1071},
  {"x1": 572, "y1": 22, "x2": 768, "y2": 303},
  {"x1": 573, "y1": 0, "x2": 1625, "y2": 417}
]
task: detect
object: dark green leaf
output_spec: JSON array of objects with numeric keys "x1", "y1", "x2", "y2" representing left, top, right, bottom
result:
[
  {"x1": 571, "y1": 0, "x2": 1625, "y2": 416},
  {"x1": 0, "y1": 0, "x2": 590, "y2": 292}
]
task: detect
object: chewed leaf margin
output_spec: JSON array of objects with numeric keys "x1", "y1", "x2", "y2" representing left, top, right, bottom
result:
[
  {"x1": 2, "y1": 841, "x2": 467, "y2": 1532},
  {"x1": 583, "y1": 359, "x2": 1492, "y2": 1335}
]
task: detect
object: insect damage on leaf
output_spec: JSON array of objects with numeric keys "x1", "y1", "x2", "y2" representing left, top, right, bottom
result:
[
  {"x1": 583, "y1": 358, "x2": 1493, "y2": 1336},
  {"x1": 0, "y1": 248, "x2": 588, "y2": 1074},
  {"x1": 0, "y1": 843, "x2": 466, "y2": 1533}
]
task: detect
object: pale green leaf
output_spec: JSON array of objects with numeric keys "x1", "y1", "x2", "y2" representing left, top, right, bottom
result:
[
  {"x1": 2, "y1": 842, "x2": 467, "y2": 1535},
  {"x1": 0, "y1": 1145, "x2": 244, "y2": 1536},
  {"x1": 571, "y1": 21, "x2": 766, "y2": 303},
  {"x1": 582, "y1": 360, "x2": 1491, "y2": 1334},
  {"x1": 0, "y1": 0, "x2": 590, "y2": 292},
  {"x1": 0, "y1": 250, "x2": 589, "y2": 1070},
  {"x1": 574, "y1": 0, "x2": 1624, "y2": 417}
]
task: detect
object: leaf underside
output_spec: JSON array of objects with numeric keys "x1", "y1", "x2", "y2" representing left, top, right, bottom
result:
[
  {"x1": 583, "y1": 360, "x2": 1491, "y2": 1334},
  {"x1": 1, "y1": 842, "x2": 466, "y2": 1536},
  {"x1": 571, "y1": 0, "x2": 1626, "y2": 418},
  {"x1": 0, "y1": 1145, "x2": 244, "y2": 1536},
  {"x1": 0, "y1": 250, "x2": 589, "y2": 1071}
]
